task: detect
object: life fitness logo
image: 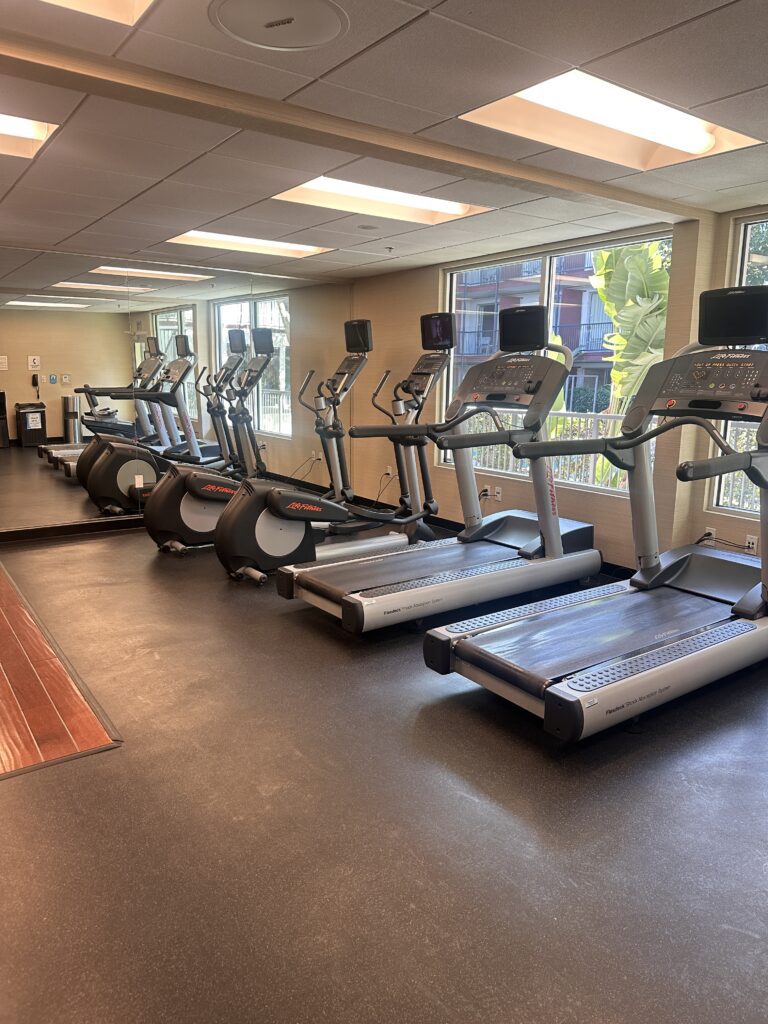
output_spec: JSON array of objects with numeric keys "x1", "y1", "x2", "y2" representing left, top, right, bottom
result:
[
  {"x1": 287, "y1": 501, "x2": 323, "y2": 512},
  {"x1": 202, "y1": 483, "x2": 237, "y2": 495}
]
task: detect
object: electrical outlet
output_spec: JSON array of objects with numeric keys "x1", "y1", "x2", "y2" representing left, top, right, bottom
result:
[
  {"x1": 746, "y1": 534, "x2": 759, "y2": 554},
  {"x1": 494, "y1": 486, "x2": 502, "y2": 502},
  {"x1": 311, "y1": 450, "x2": 317, "y2": 460},
  {"x1": 385, "y1": 464, "x2": 392, "y2": 477},
  {"x1": 703, "y1": 526, "x2": 717, "y2": 546}
]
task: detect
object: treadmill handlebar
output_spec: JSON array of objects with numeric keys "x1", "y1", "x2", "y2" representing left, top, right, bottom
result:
[
  {"x1": 677, "y1": 451, "x2": 753, "y2": 481},
  {"x1": 515, "y1": 437, "x2": 608, "y2": 459},
  {"x1": 436, "y1": 429, "x2": 524, "y2": 450},
  {"x1": 350, "y1": 423, "x2": 431, "y2": 439}
]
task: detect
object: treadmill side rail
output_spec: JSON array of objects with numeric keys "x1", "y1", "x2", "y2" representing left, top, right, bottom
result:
[{"x1": 546, "y1": 618, "x2": 768, "y2": 740}]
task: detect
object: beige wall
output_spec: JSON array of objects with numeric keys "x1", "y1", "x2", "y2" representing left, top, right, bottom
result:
[{"x1": 0, "y1": 309, "x2": 133, "y2": 439}]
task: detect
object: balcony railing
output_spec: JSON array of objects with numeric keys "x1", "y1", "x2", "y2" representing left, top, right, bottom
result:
[
  {"x1": 555, "y1": 321, "x2": 612, "y2": 352},
  {"x1": 259, "y1": 388, "x2": 292, "y2": 436},
  {"x1": 462, "y1": 410, "x2": 629, "y2": 491},
  {"x1": 717, "y1": 422, "x2": 760, "y2": 513}
]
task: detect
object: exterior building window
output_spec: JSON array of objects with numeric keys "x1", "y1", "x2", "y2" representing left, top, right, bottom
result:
[
  {"x1": 152, "y1": 306, "x2": 198, "y2": 419},
  {"x1": 215, "y1": 295, "x2": 292, "y2": 437},
  {"x1": 714, "y1": 218, "x2": 768, "y2": 514},
  {"x1": 448, "y1": 237, "x2": 671, "y2": 493}
]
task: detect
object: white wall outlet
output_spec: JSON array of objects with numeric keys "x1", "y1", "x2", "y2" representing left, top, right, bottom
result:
[
  {"x1": 703, "y1": 526, "x2": 717, "y2": 546},
  {"x1": 311, "y1": 450, "x2": 317, "y2": 460},
  {"x1": 494, "y1": 486, "x2": 503, "y2": 502},
  {"x1": 746, "y1": 534, "x2": 759, "y2": 554},
  {"x1": 385, "y1": 464, "x2": 392, "y2": 477}
]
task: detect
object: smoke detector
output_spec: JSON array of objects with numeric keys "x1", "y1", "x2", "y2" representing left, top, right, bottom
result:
[{"x1": 209, "y1": 0, "x2": 350, "y2": 51}]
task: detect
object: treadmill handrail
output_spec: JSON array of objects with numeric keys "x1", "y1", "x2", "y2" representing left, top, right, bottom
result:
[
  {"x1": 349, "y1": 407, "x2": 492, "y2": 441},
  {"x1": 436, "y1": 429, "x2": 529, "y2": 450},
  {"x1": 678, "y1": 449, "x2": 768, "y2": 488}
]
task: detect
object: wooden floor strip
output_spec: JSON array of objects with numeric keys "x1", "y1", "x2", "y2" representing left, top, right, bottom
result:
[{"x1": 0, "y1": 564, "x2": 119, "y2": 779}]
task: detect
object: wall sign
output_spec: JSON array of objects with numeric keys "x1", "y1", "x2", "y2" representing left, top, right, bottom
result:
[{"x1": 27, "y1": 355, "x2": 41, "y2": 371}]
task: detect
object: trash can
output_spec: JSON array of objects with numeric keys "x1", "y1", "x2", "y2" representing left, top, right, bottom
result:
[
  {"x1": 15, "y1": 402, "x2": 47, "y2": 447},
  {"x1": 62, "y1": 395, "x2": 82, "y2": 444}
]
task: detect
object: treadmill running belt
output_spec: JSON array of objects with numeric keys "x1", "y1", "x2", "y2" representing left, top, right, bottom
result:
[
  {"x1": 455, "y1": 588, "x2": 730, "y2": 698},
  {"x1": 299, "y1": 540, "x2": 516, "y2": 604}
]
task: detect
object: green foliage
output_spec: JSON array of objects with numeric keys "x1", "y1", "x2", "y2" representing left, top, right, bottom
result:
[
  {"x1": 590, "y1": 241, "x2": 670, "y2": 412},
  {"x1": 570, "y1": 384, "x2": 612, "y2": 413},
  {"x1": 744, "y1": 221, "x2": 768, "y2": 287}
]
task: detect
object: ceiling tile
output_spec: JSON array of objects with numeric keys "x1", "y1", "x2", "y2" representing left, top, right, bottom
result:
[
  {"x1": 571, "y1": 212, "x2": 660, "y2": 230},
  {"x1": 586, "y1": 0, "x2": 768, "y2": 109},
  {"x1": 678, "y1": 182, "x2": 768, "y2": 212},
  {"x1": 648, "y1": 145, "x2": 768, "y2": 190},
  {"x1": 0, "y1": 253, "x2": 101, "y2": 288},
  {"x1": 211, "y1": 130, "x2": 357, "y2": 172},
  {"x1": 603, "y1": 172, "x2": 699, "y2": 200},
  {"x1": 281, "y1": 227, "x2": 389, "y2": 248},
  {"x1": 519, "y1": 149, "x2": 637, "y2": 182},
  {"x1": 436, "y1": 0, "x2": 729, "y2": 64},
  {"x1": 0, "y1": 0, "x2": 130, "y2": 54},
  {"x1": 118, "y1": 31, "x2": 311, "y2": 99},
  {"x1": 511, "y1": 196, "x2": 617, "y2": 220},
  {"x1": 134, "y1": 181, "x2": 256, "y2": 216},
  {"x1": 302, "y1": 250, "x2": 387, "y2": 266},
  {"x1": 130, "y1": 243, "x2": 237, "y2": 262},
  {"x1": 199, "y1": 252, "x2": 289, "y2": 271},
  {"x1": 37, "y1": 127, "x2": 198, "y2": 178},
  {"x1": 346, "y1": 238, "x2": 441, "y2": 256},
  {"x1": 0, "y1": 209, "x2": 94, "y2": 241},
  {"x1": 417, "y1": 118, "x2": 550, "y2": 161},
  {"x1": 137, "y1": 0, "x2": 424, "y2": 78},
  {"x1": 423, "y1": 179, "x2": 546, "y2": 208},
  {"x1": 82, "y1": 216, "x2": 179, "y2": 244},
  {"x1": 0, "y1": 156, "x2": 34, "y2": 188},
  {"x1": 289, "y1": 82, "x2": 444, "y2": 133},
  {"x1": 199, "y1": 213, "x2": 298, "y2": 237},
  {"x1": 447, "y1": 208, "x2": 558, "y2": 236},
  {"x1": 68, "y1": 96, "x2": 239, "y2": 150},
  {"x1": 62, "y1": 231, "x2": 155, "y2": 254},
  {"x1": 21, "y1": 163, "x2": 156, "y2": 200},
  {"x1": 0, "y1": 73, "x2": 84, "y2": 124},
  {"x1": 105, "y1": 201, "x2": 213, "y2": 230},
  {"x1": 318, "y1": 213, "x2": 425, "y2": 236},
  {"x1": 0, "y1": 186, "x2": 119, "y2": 219},
  {"x1": 325, "y1": 14, "x2": 567, "y2": 116},
  {"x1": 171, "y1": 154, "x2": 308, "y2": 196},
  {"x1": 326, "y1": 157, "x2": 461, "y2": 193},
  {"x1": 0, "y1": 249, "x2": 41, "y2": 277},
  {"x1": 244, "y1": 199, "x2": 354, "y2": 228},
  {"x1": 693, "y1": 86, "x2": 768, "y2": 141}
]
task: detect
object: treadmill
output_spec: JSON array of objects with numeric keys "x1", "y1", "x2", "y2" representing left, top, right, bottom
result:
[
  {"x1": 424, "y1": 286, "x2": 768, "y2": 741},
  {"x1": 277, "y1": 307, "x2": 600, "y2": 632}
]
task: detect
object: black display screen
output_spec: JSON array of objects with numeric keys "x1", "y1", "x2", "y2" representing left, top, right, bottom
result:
[
  {"x1": 699, "y1": 287, "x2": 768, "y2": 346},
  {"x1": 145, "y1": 335, "x2": 160, "y2": 358},
  {"x1": 421, "y1": 312, "x2": 455, "y2": 350},
  {"x1": 250, "y1": 328, "x2": 274, "y2": 355},
  {"x1": 344, "y1": 319, "x2": 374, "y2": 353},
  {"x1": 228, "y1": 328, "x2": 248, "y2": 354},
  {"x1": 499, "y1": 305, "x2": 548, "y2": 352}
]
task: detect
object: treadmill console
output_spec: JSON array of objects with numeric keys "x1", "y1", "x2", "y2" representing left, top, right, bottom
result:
[
  {"x1": 159, "y1": 357, "x2": 193, "y2": 390},
  {"x1": 447, "y1": 353, "x2": 567, "y2": 430},
  {"x1": 134, "y1": 355, "x2": 163, "y2": 384},
  {"x1": 624, "y1": 350, "x2": 768, "y2": 435}
]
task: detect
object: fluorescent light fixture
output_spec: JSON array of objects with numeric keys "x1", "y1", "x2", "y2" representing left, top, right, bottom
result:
[
  {"x1": 273, "y1": 176, "x2": 491, "y2": 225},
  {"x1": 92, "y1": 265, "x2": 214, "y2": 282},
  {"x1": 165, "y1": 230, "x2": 332, "y2": 259},
  {"x1": 461, "y1": 70, "x2": 761, "y2": 171},
  {"x1": 53, "y1": 281, "x2": 156, "y2": 293},
  {"x1": 38, "y1": 0, "x2": 157, "y2": 26},
  {"x1": 8, "y1": 300, "x2": 90, "y2": 309},
  {"x1": 0, "y1": 112, "x2": 59, "y2": 159}
]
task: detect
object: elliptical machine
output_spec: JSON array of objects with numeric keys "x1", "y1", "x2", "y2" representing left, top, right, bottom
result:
[
  {"x1": 142, "y1": 328, "x2": 276, "y2": 552},
  {"x1": 213, "y1": 316, "x2": 453, "y2": 583}
]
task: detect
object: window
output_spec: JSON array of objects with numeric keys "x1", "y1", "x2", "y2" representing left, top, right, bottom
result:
[
  {"x1": 152, "y1": 306, "x2": 198, "y2": 420},
  {"x1": 448, "y1": 237, "x2": 671, "y2": 492},
  {"x1": 215, "y1": 294, "x2": 292, "y2": 437},
  {"x1": 713, "y1": 218, "x2": 768, "y2": 514}
]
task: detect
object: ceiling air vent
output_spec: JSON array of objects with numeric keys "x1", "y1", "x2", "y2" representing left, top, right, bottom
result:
[{"x1": 209, "y1": 0, "x2": 350, "y2": 51}]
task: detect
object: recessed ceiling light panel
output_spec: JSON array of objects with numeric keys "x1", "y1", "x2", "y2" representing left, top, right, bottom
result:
[
  {"x1": 166, "y1": 230, "x2": 332, "y2": 258},
  {"x1": 53, "y1": 281, "x2": 156, "y2": 293},
  {"x1": 38, "y1": 0, "x2": 157, "y2": 25},
  {"x1": 209, "y1": 0, "x2": 349, "y2": 51},
  {"x1": 273, "y1": 176, "x2": 492, "y2": 225},
  {"x1": 0, "y1": 113, "x2": 59, "y2": 159},
  {"x1": 93, "y1": 265, "x2": 214, "y2": 282},
  {"x1": 8, "y1": 300, "x2": 90, "y2": 308},
  {"x1": 461, "y1": 70, "x2": 761, "y2": 171}
]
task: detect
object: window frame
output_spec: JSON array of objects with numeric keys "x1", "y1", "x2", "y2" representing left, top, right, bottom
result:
[
  {"x1": 706, "y1": 212, "x2": 768, "y2": 520},
  {"x1": 213, "y1": 292, "x2": 292, "y2": 439},
  {"x1": 440, "y1": 229, "x2": 671, "y2": 496},
  {"x1": 151, "y1": 303, "x2": 200, "y2": 426}
]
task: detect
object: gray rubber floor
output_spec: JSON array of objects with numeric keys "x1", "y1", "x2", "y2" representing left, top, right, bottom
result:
[{"x1": 1, "y1": 531, "x2": 767, "y2": 1024}]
